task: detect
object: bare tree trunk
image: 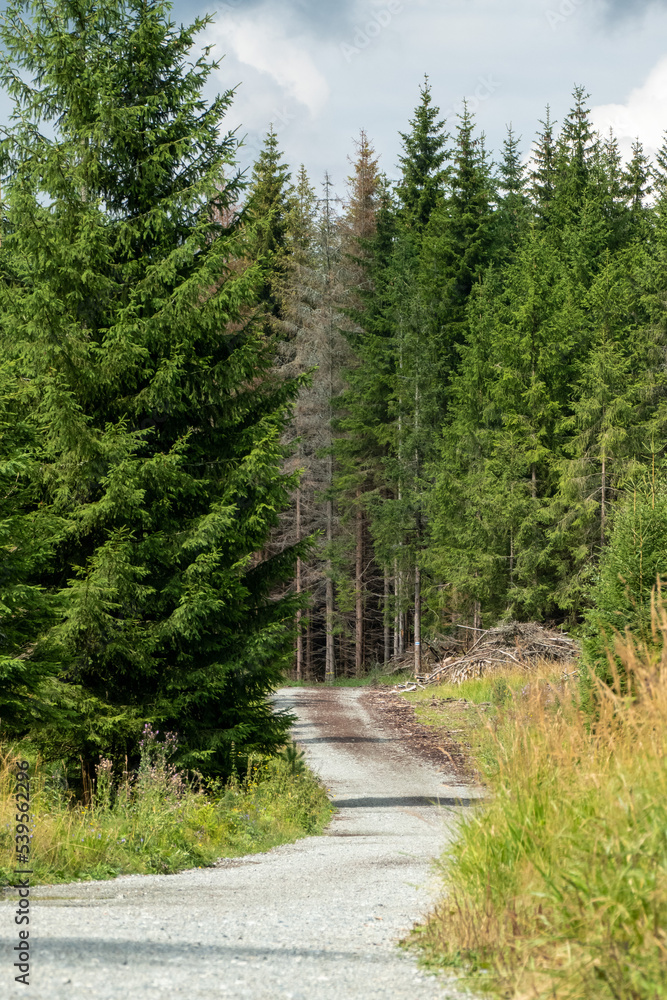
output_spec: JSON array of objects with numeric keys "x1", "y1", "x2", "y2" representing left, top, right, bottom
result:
[
  {"x1": 393, "y1": 560, "x2": 400, "y2": 658},
  {"x1": 306, "y1": 617, "x2": 313, "y2": 680},
  {"x1": 325, "y1": 218, "x2": 336, "y2": 683},
  {"x1": 384, "y1": 569, "x2": 391, "y2": 665},
  {"x1": 296, "y1": 487, "x2": 303, "y2": 681},
  {"x1": 355, "y1": 494, "x2": 364, "y2": 676},
  {"x1": 325, "y1": 486, "x2": 335, "y2": 682},
  {"x1": 531, "y1": 464, "x2": 537, "y2": 499},
  {"x1": 473, "y1": 600, "x2": 482, "y2": 632},
  {"x1": 414, "y1": 563, "x2": 422, "y2": 674}
]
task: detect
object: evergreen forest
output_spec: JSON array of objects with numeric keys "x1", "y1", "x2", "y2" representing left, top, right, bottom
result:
[{"x1": 1, "y1": 0, "x2": 666, "y2": 777}]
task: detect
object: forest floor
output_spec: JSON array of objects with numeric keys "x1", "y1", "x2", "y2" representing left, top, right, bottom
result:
[{"x1": 1, "y1": 687, "x2": 482, "y2": 999}]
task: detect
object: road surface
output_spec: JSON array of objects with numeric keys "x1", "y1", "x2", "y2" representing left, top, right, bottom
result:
[{"x1": 2, "y1": 686, "x2": 481, "y2": 999}]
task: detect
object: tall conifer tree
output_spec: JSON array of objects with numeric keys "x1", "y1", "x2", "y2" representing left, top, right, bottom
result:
[{"x1": 0, "y1": 0, "x2": 305, "y2": 774}]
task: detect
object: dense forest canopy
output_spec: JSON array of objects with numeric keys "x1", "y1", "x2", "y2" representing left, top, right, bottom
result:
[
  {"x1": 279, "y1": 81, "x2": 667, "y2": 681},
  {"x1": 0, "y1": 0, "x2": 665, "y2": 774}
]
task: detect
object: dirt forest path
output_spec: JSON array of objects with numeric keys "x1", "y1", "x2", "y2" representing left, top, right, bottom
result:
[{"x1": 4, "y1": 687, "x2": 482, "y2": 999}]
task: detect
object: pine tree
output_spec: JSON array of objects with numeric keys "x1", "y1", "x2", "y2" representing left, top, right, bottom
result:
[
  {"x1": 245, "y1": 126, "x2": 293, "y2": 320},
  {"x1": 556, "y1": 247, "x2": 652, "y2": 611},
  {"x1": 420, "y1": 103, "x2": 496, "y2": 389},
  {"x1": 552, "y1": 86, "x2": 598, "y2": 230},
  {"x1": 273, "y1": 165, "x2": 321, "y2": 681},
  {"x1": 623, "y1": 139, "x2": 652, "y2": 238},
  {"x1": 375, "y1": 82, "x2": 449, "y2": 665},
  {"x1": 0, "y1": 363, "x2": 62, "y2": 732},
  {"x1": 530, "y1": 106, "x2": 557, "y2": 226},
  {"x1": 0, "y1": 0, "x2": 306, "y2": 776},
  {"x1": 333, "y1": 132, "x2": 384, "y2": 673},
  {"x1": 396, "y1": 76, "x2": 448, "y2": 232},
  {"x1": 495, "y1": 125, "x2": 530, "y2": 259}
]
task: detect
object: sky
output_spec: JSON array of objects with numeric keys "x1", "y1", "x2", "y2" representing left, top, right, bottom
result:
[
  {"x1": 5, "y1": 0, "x2": 667, "y2": 194},
  {"x1": 192, "y1": 0, "x2": 667, "y2": 190}
]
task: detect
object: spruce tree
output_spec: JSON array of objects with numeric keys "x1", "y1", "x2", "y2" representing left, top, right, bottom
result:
[
  {"x1": 245, "y1": 126, "x2": 293, "y2": 320},
  {"x1": 396, "y1": 76, "x2": 448, "y2": 232},
  {"x1": 495, "y1": 125, "x2": 530, "y2": 260},
  {"x1": 333, "y1": 132, "x2": 385, "y2": 673},
  {"x1": 623, "y1": 139, "x2": 652, "y2": 238},
  {"x1": 0, "y1": 0, "x2": 305, "y2": 776},
  {"x1": 0, "y1": 363, "x2": 62, "y2": 732},
  {"x1": 582, "y1": 482, "x2": 667, "y2": 687},
  {"x1": 381, "y1": 82, "x2": 449, "y2": 663},
  {"x1": 530, "y1": 107, "x2": 557, "y2": 226}
]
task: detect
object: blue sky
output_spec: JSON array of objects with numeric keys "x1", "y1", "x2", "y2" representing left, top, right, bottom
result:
[{"x1": 5, "y1": 0, "x2": 667, "y2": 195}]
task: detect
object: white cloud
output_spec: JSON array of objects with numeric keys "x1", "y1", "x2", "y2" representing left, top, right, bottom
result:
[
  {"x1": 591, "y1": 56, "x2": 667, "y2": 158},
  {"x1": 206, "y1": 12, "x2": 330, "y2": 117}
]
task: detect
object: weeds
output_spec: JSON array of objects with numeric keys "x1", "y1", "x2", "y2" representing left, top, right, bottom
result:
[{"x1": 0, "y1": 729, "x2": 332, "y2": 886}]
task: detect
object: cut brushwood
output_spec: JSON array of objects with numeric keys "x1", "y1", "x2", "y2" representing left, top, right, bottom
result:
[{"x1": 421, "y1": 622, "x2": 578, "y2": 685}]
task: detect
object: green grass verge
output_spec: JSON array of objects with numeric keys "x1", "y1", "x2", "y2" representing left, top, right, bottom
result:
[
  {"x1": 283, "y1": 668, "x2": 415, "y2": 688},
  {"x1": 402, "y1": 660, "x2": 667, "y2": 1000},
  {"x1": 0, "y1": 743, "x2": 333, "y2": 886}
]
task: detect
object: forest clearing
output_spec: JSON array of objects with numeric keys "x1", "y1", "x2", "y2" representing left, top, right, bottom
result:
[{"x1": 0, "y1": 0, "x2": 666, "y2": 996}]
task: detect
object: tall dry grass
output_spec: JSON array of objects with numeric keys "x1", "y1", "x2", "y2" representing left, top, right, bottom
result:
[{"x1": 416, "y1": 621, "x2": 667, "y2": 999}]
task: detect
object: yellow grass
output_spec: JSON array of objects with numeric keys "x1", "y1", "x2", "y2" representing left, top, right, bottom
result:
[{"x1": 408, "y1": 638, "x2": 667, "y2": 999}]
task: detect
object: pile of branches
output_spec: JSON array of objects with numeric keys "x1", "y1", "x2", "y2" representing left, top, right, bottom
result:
[
  {"x1": 418, "y1": 621, "x2": 579, "y2": 686},
  {"x1": 382, "y1": 633, "x2": 467, "y2": 675}
]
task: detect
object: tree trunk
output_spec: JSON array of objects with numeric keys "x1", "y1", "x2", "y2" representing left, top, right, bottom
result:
[
  {"x1": 325, "y1": 479, "x2": 335, "y2": 682},
  {"x1": 384, "y1": 569, "x2": 391, "y2": 665},
  {"x1": 306, "y1": 617, "x2": 313, "y2": 680},
  {"x1": 355, "y1": 494, "x2": 364, "y2": 676},
  {"x1": 414, "y1": 563, "x2": 421, "y2": 674},
  {"x1": 393, "y1": 560, "x2": 400, "y2": 658},
  {"x1": 296, "y1": 487, "x2": 303, "y2": 681}
]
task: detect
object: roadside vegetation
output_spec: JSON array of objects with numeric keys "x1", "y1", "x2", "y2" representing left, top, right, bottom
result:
[
  {"x1": 406, "y1": 640, "x2": 667, "y2": 999},
  {"x1": 284, "y1": 667, "x2": 415, "y2": 688},
  {"x1": 0, "y1": 730, "x2": 332, "y2": 887}
]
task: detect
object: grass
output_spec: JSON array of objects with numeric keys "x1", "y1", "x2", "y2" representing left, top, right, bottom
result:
[
  {"x1": 0, "y1": 731, "x2": 333, "y2": 887},
  {"x1": 402, "y1": 652, "x2": 667, "y2": 1000},
  {"x1": 284, "y1": 666, "x2": 415, "y2": 688}
]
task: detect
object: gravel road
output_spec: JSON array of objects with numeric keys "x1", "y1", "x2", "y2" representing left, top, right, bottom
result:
[{"x1": 2, "y1": 686, "x2": 482, "y2": 999}]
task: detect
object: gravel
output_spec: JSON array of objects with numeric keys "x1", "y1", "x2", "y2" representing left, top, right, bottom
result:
[{"x1": 1, "y1": 686, "x2": 483, "y2": 999}]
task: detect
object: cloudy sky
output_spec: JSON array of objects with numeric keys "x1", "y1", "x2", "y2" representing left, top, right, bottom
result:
[
  {"x1": 6, "y1": 0, "x2": 667, "y2": 192},
  {"x1": 191, "y1": 0, "x2": 667, "y2": 189}
]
